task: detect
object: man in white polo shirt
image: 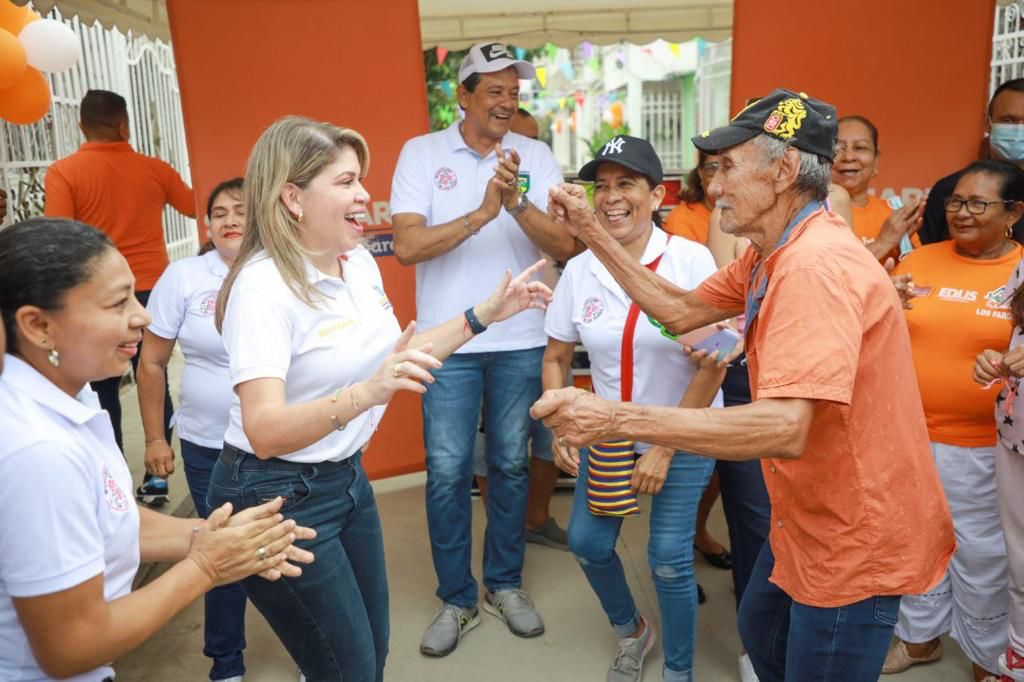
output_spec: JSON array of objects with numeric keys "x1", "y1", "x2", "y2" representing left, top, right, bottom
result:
[{"x1": 391, "y1": 42, "x2": 577, "y2": 658}]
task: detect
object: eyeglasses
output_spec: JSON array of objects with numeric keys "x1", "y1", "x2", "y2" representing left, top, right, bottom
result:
[
  {"x1": 700, "y1": 162, "x2": 720, "y2": 175},
  {"x1": 943, "y1": 197, "x2": 1018, "y2": 215}
]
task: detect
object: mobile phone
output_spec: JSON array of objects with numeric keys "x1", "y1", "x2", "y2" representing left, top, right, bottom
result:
[
  {"x1": 692, "y1": 327, "x2": 742, "y2": 357},
  {"x1": 886, "y1": 196, "x2": 914, "y2": 256}
]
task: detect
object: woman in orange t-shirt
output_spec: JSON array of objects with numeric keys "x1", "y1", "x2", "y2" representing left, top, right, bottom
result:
[
  {"x1": 833, "y1": 115, "x2": 924, "y2": 261},
  {"x1": 664, "y1": 151, "x2": 719, "y2": 245},
  {"x1": 886, "y1": 160, "x2": 1024, "y2": 681}
]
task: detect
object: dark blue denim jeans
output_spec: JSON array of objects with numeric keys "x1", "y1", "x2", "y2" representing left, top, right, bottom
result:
[
  {"x1": 568, "y1": 449, "x2": 714, "y2": 679},
  {"x1": 180, "y1": 439, "x2": 247, "y2": 681},
  {"x1": 738, "y1": 542, "x2": 901, "y2": 682},
  {"x1": 207, "y1": 446, "x2": 388, "y2": 682},
  {"x1": 421, "y1": 347, "x2": 543, "y2": 607},
  {"x1": 719, "y1": 358, "x2": 773, "y2": 610}
]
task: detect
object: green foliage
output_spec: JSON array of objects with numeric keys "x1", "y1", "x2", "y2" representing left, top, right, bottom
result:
[
  {"x1": 582, "y1": 121, "x2": 632, "y2": 160},
  {"x1": 424, "y1": 49, "x2": 466, "y2": 132}
]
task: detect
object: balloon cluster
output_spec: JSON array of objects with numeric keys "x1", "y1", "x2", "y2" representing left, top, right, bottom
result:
[{"x1": 0, "y1": 1, "x2": 80, "y2": 125}]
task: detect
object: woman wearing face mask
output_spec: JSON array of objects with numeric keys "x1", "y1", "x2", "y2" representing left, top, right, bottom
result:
[
  {"x1": 209, "y1": 116, "x2": 552, "y2": 681},
  {"x1": 0, "y1": 218, "x2": 314, "y2": 682},
  {"x1": 885, "y1": 160, "x2": 1024, "y2": 682},
  {"x1": 544, "y1": 136, "x2": 729, "y2": 682},
  {"x1": 136, "y1": 177, "x2": 250, "y2": 682},
  {"x1": 832, "y1": 115, "x2": 925, "y2": 262}
]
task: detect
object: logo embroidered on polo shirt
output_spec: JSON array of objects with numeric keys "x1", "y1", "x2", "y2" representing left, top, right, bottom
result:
[
  {"x1": 434, "y1": 167, "x2": 458, "y2": 191},
  {"x1": 581, "y1": 296, "x2": 604, "y2": 323},
  {"x1": 318, "y1": 319, "x2": 356, "y2": 337},
  {"x1": 198, "y1": 291, "x2": 218, "y2": 317},
  {"x1": 103, "y1": 465, "x2": 130, "y2": 512},
  {"x1": 517, "y1": 172, "x2": 531, "y2": 193},
  {"x1": 987, "y1": 286, "x2": 1010, "y2": 309}
]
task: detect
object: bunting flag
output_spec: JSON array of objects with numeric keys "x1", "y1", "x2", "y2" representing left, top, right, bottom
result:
[
  {"x1": 439, "y1": 80, "x2": 453, "y2": 97},
  {"x1": 559, "y1": 61, "x2": 574, "y2": 80},
  {"x1": 436, "y1": 46, "x2": 448, "y2": 64},
  {"x1": 557, "y1": 97, "x2": 566, "y2": 110},
  {"x1": 669, "y1": 43, "x2": 681, "y2": 57},
  {"x1": 515, "y1": 47, "x2": 526, "y2": 60},
  {"x1": 536, "y1": 66, "x2": 547, "y2": 88},
  {"x1": 573, "y1": 91, "x2": 586, "y2": 108},
  {"x1": 581, "y1": 41, "x2": 593, "y2": 59},
  {"x1": 588, "y1": 56, "x2": 600, "y2": 74}
]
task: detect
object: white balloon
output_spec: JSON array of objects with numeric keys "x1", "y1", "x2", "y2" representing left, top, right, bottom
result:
[{"x1": 18, "y1": 19, "x2": 80, "y2": 73}]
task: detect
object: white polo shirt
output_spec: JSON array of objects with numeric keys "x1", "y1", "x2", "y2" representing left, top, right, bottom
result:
[
  {"x1": 0, "y1": 355, "x2": 140, "y2": 682},
  {"x1": 222, "y1": 246, "x2": 401, "y2": 463},
  {"x1": 147, "y1": 250, "x2": 233, "y2": 448},
  {"x1": 390, "y1": 122, "x2": 563, "y2": 353},
  {"x1": 545, "y1": 229, "x2": 723, "y2": 453}
]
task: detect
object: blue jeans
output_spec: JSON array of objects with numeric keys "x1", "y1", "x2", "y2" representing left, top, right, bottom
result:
[
  {"x1": 719, "y1": 358, "x2": 772, "y2": 610},
  {"x1": 568, "y1": 448, "x2": 715, "y2": 679},
  {"x1": 421, "y1": 347, "x2": 542, "y2": 607},
  {"x1": 180, "y1": 439, "x2": 247, "y2": 681},
  {"x1": 738, "y1": 542, "x2": 901, "y2": 682},
  {"x1": 207, "y1": 446, "x2": 388, "y2": 682}
]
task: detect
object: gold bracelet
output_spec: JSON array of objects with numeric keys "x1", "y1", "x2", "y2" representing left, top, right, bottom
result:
[{"x1": 330, "y1": 388, "x2": 346, "y2": 431}]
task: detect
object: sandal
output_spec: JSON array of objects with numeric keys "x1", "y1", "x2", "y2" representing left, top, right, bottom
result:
[{"x1": 695, "y1": 544, "x2": 733, "y2": 570}]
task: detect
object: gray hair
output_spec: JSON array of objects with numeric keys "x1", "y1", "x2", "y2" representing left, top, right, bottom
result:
[{"x1": 751, "y1": 134, "x2": 831, "y2": 201}]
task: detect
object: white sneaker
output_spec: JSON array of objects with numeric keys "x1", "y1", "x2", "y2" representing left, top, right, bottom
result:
[
  {"x1": 739, "y1": 653, "x2": 759, "y2": 682},
  {"x1": 298, "y1": 672, "x2": 305, "y2": 682}
]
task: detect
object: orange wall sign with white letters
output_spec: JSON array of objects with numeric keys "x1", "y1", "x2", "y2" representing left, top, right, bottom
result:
[{"x1": 166, "y1": 0, "x2": 428, "y2": 479}]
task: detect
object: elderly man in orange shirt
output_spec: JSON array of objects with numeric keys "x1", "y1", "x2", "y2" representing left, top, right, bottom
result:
[
  {"x1": 44, "y1": 89, "x2": 195, "y2": 506},
  {"x1": 533, "y1": 89, "x2": 956, "y2": 682}
]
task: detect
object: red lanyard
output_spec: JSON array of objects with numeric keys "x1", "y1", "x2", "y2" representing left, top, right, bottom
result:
[{"x1": 620, "y1": 253, "x2": 664, "y2": 402}]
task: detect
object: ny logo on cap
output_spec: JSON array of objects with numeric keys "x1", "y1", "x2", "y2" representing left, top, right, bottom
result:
[
  {"x1": 482, "y1": 43, "x2": 509, "y2": 61},
  {"x1": 602, "y1": 137, "x2": 626, "y2": 155}
]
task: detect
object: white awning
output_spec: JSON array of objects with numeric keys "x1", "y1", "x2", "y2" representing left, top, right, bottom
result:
[{"x1": 18, "y1": 0, "x2": 732, "y2": 48}]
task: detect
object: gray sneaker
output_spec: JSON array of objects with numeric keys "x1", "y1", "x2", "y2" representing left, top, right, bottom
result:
[
  {"x1": 482, "y1": 588, "x2": 544, "y2": 637},
  {"x1": 525, "y1": 518, "x2": 569, "y2": 551},
  {"x1": 420, "y1": 604, "x2": 480, "y2": 657},
  {"x1": 607, "y1": 617, "x2": 656, "y2": 682}
]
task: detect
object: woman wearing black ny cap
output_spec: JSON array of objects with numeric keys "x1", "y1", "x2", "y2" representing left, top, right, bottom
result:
[{"x1": 543, "y1": 135, "x2": 736, "y2": 682}]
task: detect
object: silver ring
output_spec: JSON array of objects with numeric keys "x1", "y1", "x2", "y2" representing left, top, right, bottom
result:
[{"x1": 257, "y1": 546, "x2": 267, "y2": 562}]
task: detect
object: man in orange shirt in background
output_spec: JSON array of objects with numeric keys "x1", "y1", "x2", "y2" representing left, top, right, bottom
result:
[
  {"x1": 44, "y1": 89, "x2": 195, "y2": 505},
  {"x1": 534, "y1": 89, "x2": 955, "y2": 682}
]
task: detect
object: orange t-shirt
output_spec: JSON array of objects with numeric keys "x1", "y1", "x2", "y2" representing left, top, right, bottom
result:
[
  {"x1": 695, "y1": 206, "x2": 954, "y2": 607},
  {"x1": 849, "y1": 194, "x2": 891, "y2": 243},
  {"x1": 44, "y1": 142, "x2": 195, "y2": 291},
  {"x1": 894, "y1": 241, "x2": 1021, "y2": 446},
  {"x1": 663, "y1": 201, "x2": 711, "y2": 244}
]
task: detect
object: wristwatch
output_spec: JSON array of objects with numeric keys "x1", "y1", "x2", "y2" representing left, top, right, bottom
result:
[{"x1": 508, "y1": 192, "x2": 530, "y2": 218}]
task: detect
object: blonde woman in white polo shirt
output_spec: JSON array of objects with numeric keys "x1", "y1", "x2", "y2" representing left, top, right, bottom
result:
[
  {"x1": 543, "y1": 137, "x2": 727, "y2": 682},
  {"x1": 136, "y1": 177, "x2": 249, "y2": 682},
  {"x1": 0, "y1": 218, "x2": 314, "y2": 682},
  {"x1": 209, "y1": 116, "x2": 551, "y2": 682}
]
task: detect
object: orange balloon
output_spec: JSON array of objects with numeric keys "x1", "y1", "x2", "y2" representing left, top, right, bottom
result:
[
  {"x1": 0, "y1": 66, "x2": 50, "y2": 124},
  {"x1": 0, "y1": 1, "x2": 37, "y2": 35},
  {"x1": 0, "y1": 27, "x2": 25, "y2": 88}
]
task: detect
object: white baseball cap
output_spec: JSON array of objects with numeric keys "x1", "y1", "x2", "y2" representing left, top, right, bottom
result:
[{"x1": 458, "y1": 43, "x2": 536, "y2": 84}]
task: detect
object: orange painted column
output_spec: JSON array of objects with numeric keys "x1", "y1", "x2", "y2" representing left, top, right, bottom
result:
[
  {"x1": 166, "y1": 0, "x2": 428, "y2": 479},
  {"x1": 730, "y1": 0, "x2": 996, "y2": 200}
]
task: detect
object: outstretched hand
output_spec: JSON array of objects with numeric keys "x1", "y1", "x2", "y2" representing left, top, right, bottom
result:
[{"x1": 475, "y1": 259, "x2": 554, "y2": 326}]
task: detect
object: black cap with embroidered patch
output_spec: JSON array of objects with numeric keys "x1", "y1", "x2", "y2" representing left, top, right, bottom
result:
[
  {"x1": 578, "y1": 135, "x2": 664, "y2": 185},
  {"x1": 692, "y1": 88, "x2": 838, "y2": 160}
]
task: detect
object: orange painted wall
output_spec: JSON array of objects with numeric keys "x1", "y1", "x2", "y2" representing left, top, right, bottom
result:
[
  {"x1": 730, "y1": 0, "x2": 996, "y2": 202},
  {"x1": 166, "y1": 0, "x2": 428, "y2": 479}
]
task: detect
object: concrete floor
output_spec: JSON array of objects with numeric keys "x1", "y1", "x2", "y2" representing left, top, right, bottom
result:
[{"x1": 113, "y1": 352, "x2": 973, "y2": 681}]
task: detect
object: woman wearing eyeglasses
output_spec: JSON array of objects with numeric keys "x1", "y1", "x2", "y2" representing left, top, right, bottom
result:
[
  {"x1": 884, "y1": 159, "x2": 1024, "y2": 681},
  {"x1": 664, "y1": 151, "x2": 719, "y2": 245}
]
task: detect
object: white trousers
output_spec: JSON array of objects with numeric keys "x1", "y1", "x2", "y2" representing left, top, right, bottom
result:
[
  {"x1": 895, "y1": 442, "x2": 1009, "y2": 671},
  {"x1": 997, "y1": 440, "x2": 1024, "y2": 657}
]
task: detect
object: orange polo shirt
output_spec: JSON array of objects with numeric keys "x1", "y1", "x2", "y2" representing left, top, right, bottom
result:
[
  {"x1": 44, "y1": 141, "x2": 195, "y2": 291},
  {"x1": 695, "y1": 206, "x2": 954, "y2": 607},
  {"x1": 894, "y1": 241, "x2": 1021, "y2": 447},
  {"x1": 663, "y1": 201, "x2": 711, "y2": 244}
]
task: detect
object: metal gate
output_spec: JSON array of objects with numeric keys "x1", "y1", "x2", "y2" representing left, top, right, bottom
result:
[
  {"x1": 994, "y1": 2, "x2": 1024, "y2": 97},
  {"x1": 695, "y1": 38, "x2": 732, "y2": 133},
  {"x1": 0, "y1": 6, "x2": 196, "y2": 261},
  {"x1": 642, "y1": 80, "x2": 686, "y2": 171}
]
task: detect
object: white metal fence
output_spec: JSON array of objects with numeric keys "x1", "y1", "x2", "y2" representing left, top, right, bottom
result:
[
  {"x1": 695, "y1": 38, "x2": 732, "y2": 132},
  {"x1": 642, "y1": 80, "x2": 685, "y2": 170},
  {"x1": 0, "y1": 6, "x2": 196, "y2": 261},
  {"x1": 993, "y1": 3, "x2": 1024, "y2": 96}
]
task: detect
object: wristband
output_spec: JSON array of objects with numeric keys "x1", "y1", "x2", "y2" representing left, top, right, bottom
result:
[
  {"x1": 465, "y1": 307, "x2": 488, "y2": 335},
  {"x1": 462, "y1": 213, "x2": 477, "y2": 235}
]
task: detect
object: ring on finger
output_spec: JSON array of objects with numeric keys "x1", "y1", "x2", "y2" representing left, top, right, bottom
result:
[
  {"x1": 392, "y1": 361, "x2": 403, "y2": 378},
  {"x1": 257, "y1": 546, "x2": 267, "y2": 562}
]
